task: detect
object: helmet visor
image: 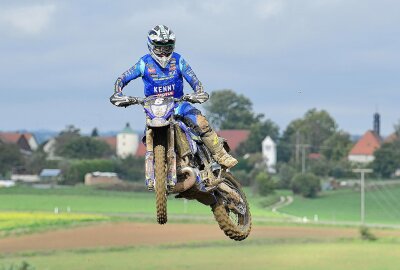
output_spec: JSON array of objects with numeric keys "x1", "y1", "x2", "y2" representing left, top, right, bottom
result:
[{"x1": 153, "y1": 44, "x2": 174, "y2": 57}]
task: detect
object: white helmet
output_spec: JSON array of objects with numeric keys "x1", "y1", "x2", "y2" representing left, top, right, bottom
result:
[{"x1": 147, "y1": 25, "x2": 176, "y2": 68}]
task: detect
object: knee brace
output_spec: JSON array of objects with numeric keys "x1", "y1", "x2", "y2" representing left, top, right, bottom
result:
[{"x1": 197, "y1": 115, "x2": 212, "y2": 135}]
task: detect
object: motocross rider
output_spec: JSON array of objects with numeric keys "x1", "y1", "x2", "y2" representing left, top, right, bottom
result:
[{"x1": 110, "y1": 24, "x2": 237, "y2": 168}]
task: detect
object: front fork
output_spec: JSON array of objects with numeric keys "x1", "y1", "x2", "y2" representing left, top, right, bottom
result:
[
  {"x1": 145, "y1": 128, "x2": 155, "y2": 191},
  {"x1": 167, "y1": 124, "x2": 177, "y2": 192},
  {"x1": 145, "y1": 124, "x2": 177, "y2": 192}
]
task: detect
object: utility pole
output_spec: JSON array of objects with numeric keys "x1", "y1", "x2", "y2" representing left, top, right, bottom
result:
[
  {"x1": 353, "y1": 169, "x2": 373, "y2": 225},
  {"x1": 295, "y1": 131, "x2": 300, "y2": 165},
  {"x1": 294, "y1": 131, "x2": 309, "y2": 174},
  {"x1": 300, "y1": 144, "x2": 310, "y2": 174}
]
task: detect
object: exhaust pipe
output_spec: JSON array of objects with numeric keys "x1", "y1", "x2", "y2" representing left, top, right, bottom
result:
[{"x1": 172, "y1": 167, "x2": 197, "y2": 193}]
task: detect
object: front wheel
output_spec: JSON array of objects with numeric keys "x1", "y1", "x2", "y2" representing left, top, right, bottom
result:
[
  {"x1": 212, "y1": 172, "x2": 252, "y2": 241},
  {"x1": 154, "y1": 142, "x2": 167, "y2": 225}
]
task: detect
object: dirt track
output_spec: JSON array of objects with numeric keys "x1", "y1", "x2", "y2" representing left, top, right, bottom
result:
[{"x1": 1, "y1": 222, "x2": 399, "y2": 254}]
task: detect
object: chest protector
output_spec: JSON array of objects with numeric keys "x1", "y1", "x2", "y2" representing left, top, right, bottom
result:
[{"x1": 142, "y1": 53, "x2": 184, "y2": 98}]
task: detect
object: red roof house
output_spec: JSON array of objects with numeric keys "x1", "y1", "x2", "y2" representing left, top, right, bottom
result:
[
  {"x1": 0, "y1": 132, "x2": 22, "y2": 144},
  {"x1": 217, "y1": 130, "x2": 250, "y2": 152},
  {"x1": 97, "y1": 136, "x2": 117, "y2": 150},
  {"x1": 348, "y1": 130, "x2": 381, "y2": 163},
  {"x1": 0, "y1": 132, "x2": 31, "y2": 152},
  {"x1": 384, "y1": 133, "x2": 398, "y2": 144},
  {"x1": 136, "y1": 142, "x2": 147, "y2": 157}
]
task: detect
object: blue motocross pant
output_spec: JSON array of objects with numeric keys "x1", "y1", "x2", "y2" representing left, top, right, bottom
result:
[{"x1": 174, "y1": 102, "x2": 211, "y2": 135}]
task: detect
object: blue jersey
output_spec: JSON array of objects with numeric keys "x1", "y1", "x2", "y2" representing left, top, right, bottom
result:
[{"x1": 116, "y1": 52, "x2": 201, "y2": 98}]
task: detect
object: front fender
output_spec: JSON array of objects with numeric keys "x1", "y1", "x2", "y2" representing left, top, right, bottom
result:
[{"x1": 147, "y1": 117, "x2": 170, "y2": 127}]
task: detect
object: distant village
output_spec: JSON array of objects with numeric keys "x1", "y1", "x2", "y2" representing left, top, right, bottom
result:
[{"x1": 1, "y1": 112, "x2": 399, "y2": 187}]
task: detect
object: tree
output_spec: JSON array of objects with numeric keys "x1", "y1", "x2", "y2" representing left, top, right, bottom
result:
[
  {"x1": 330, "y1": 160, "x2": 352, "y2": 179},
  {"x1": 237, "y1": 119, "x2": 279, "y2": 154},
  {"x1": 278, "y1": 108, "x2": 337, "y2": 163},
  {"x1": 62, "y1": 159, "x2": 115, "y2": 184},
  {"x1": 308, "y1": 157, "x2": 331, "y2": 177},
  {"x1": 291, "y1": 173, "x2": 321, "y2": 198},
  {"x1": 394, "y1": 120, "x2": 400, "y2": 137},
  {"x1": 203, "y1": 90, "x2": 262, "y2": 130},
  {"x1": 91, "y1": 128, "x2": 99, "y2": 137},
  {"x1": 277, "y1": 163, "x2": 296, "y2": 189},
  {"x1": 277, "y1": 118, "x2": 309, "y2": 163},
  {"x1": 231, "y1": 153, "x2": 265, "y2": 186},
  {"x1": 321, "y1": 131, "x2": 353, "y2": 161},
  {"x1": 255, "y1": 172, "x2": 275, "y2": 196},
  {"x1": 54, "y1": 125, "x2": 81, "y2": 156},
  {"x1": 0, "y1": 143, "x2": 24, "y2": 176},
  {"x1": 115, "y1": 156, "x2": 145, "y2": 181},
  {"x1": 372, "y1": 141, "x2": 400, "y2": 178},
  {"x1": 58, "y1": 137, "x2": 112, "y2": 159},
  {"x1": 24, "y1": 150, "x2": 58, "y2": 174}
]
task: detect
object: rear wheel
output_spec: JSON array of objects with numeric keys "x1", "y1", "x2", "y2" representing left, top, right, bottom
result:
[
  {"x1": 212, "y1": 172, "x2": 252, "y2": 241},
  {"x1": 154, "y1": 132, "x2": 167, "y2": 225}
]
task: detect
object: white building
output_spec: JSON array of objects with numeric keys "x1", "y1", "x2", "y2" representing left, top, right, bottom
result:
[
  {"x1": 43, "y1": 138, "x2": 63, "y2": 160},
  {"x1": 262, "y1": 136, "x2": 277, "y2": 174},
  {"x1": 24, "y1": 133, "x2": 39, "y2": 151},
  {"x1": 117, "y1": 123, "x2": 139, "y2": 158}
]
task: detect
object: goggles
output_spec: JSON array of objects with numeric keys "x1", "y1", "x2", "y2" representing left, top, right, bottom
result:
[{"x1": 153, "y1": 44, "x2": 174, "y2": 57}]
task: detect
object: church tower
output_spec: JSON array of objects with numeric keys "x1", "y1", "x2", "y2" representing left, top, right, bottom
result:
[{"x1": 373, "y1": 112, "x2": 380, "y2": 137}]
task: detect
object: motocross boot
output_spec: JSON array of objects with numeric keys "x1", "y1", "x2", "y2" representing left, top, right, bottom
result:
[{"x1": 202, "y1": 130, "x2": 238, "y2": 168}]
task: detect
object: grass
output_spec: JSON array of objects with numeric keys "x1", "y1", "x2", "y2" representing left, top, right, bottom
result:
[
  {"x1": 0, "y1": 212, "x2": 109, "y2": 237},
  {"x1": 281, "y1": 186, "x2": 400, "y2": 224},
  {"x1": 0, "y1": 185, "x2": 284, "y2": 219},
  {"x1": 1, "y1": 239, "x2": 400, "y2": 270}
]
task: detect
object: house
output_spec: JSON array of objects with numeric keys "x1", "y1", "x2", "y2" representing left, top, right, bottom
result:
[
  {"x1": 348, "y1": 112, "x2": 385, "y2": 163},
  {"x1": 136, "y1": 142, "x2": 147, "y2": 157},
  {"x1": 101, "y1": 128, "x2": 251, "y2": 158},
  {"x1": 24, "y1": 133, "x2": 39, "y2": 151},
  {"x1": 84, "y1": 172, "x2": 123, "y2": 186},
  {"x1": 0, "y1": 132, "x2": 31, "y2": 152},
  {"x1": 11, "y1": 174, "x2": 40, "y2": 182},
  {"x1": 134, "y1": 129, "x2": 250, "y2": 157},
  {"x1": 43, "y1": 138, "x2": 63, "y2": 160},
  {"x1": 97, "y1": 136, "x2": 117, "y2": 151},
  {"x1": 97, "y1": 124, "x2": 140, "y2": 158},
  {"x1": 308, "y1": 153, "x2": 322, "y2": 160},
  {"x1": 262, "y1": 136, "x2": 276, "y2": 173},
  {"x1": 117, "y1": 123, "x2": 139, "y2": 158},
  {"x1": 217, "y1": 130, "x2": 250, "y2": 152},
  {"x1": 348, "y1": 130, "x2": 381, "y2": 163},
  {"x1": 40, "y1": 169, "x2": 62, "y2": 182},
  {"x1": 0, "y1": 180, "x2": 15, "y2": 188},
  {"x1": 384, "y1": 133, "x2": 398, "y2": 144}
]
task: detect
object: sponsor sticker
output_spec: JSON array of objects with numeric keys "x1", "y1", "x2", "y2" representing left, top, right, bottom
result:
[{"x1": 153, "y1": 84, "x2": 175, "y2": 94}]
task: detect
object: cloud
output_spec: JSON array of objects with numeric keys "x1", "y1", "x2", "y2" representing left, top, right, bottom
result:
[
  {"x1": 255, "y1": 0, "x2": 285, "y2": 19},
  {"x1": 0, "y1": 4, "x2": 56, "y2": 35}
]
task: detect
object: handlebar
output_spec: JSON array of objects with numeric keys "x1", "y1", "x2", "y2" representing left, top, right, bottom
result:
[{"x1": 125, "y1": 96, "x2": 185, "y2": 107}]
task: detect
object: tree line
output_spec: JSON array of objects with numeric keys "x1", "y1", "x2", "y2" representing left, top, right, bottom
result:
[
  {"x1": 1, "y1": 90, "x2": 399, "y2": 197},
  {"x1": 205, "y1": 90, "x2": 400, "y2": 197}
]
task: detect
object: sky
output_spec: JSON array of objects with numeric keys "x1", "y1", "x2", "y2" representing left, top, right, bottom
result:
[{"x1": 1, "y1": 0, "x2": 399, "y2": 136}]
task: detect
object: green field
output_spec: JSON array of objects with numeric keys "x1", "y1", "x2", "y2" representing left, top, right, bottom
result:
[
  {"x1": 1, "y1": 185, "x2": 400, "y2": 270},
  {"x1": 281, "y1": 186, "x2": 400, "y2": 225},
  {"x1": 0, "y1": 185, "x2": 283, "y2": 218},
  {"x1": 1, "y1": 184, "x2": 399, "y2": 235},
  {"x1": 0, "y1": 212, "x2": 109, "y2": 236},
  {"x1": 1, "y1": 239, "x2": 400, "y2": 270}
]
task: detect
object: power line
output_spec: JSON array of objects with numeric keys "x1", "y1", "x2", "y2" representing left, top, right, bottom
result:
[
  {"x1": 368, "y1": 183, "x2": 400, "y2": 218},
  {"x1": 366, "y1": 184, "x2": 398, "y2": 220}
]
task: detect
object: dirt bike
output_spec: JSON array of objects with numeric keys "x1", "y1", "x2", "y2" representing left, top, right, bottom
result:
[{"x1": 120, "y1": 95, "x2": 251, "y2": 241}]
